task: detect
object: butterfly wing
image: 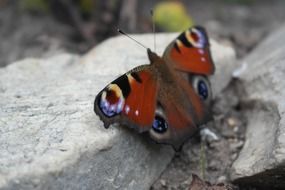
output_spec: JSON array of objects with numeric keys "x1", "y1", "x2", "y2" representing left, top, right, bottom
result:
[
  {"x1": 149, "y1": 74, "x2": 212, "y2": 150},
  {"x1": 94, "y1": 65, "x2": 158, "y2": 132},
  {"x1": 149, "y1": 97, "x2": 198, "y2": 150},
  {"x1": 145, "y1": 26, "x2": 215, "y2": 149},
  {"x1": 163, "y1": 26, "x2": 215, "y2": 75},
  {"x1": 94, "y1": 26, "x2": 215, "y2": 150}
]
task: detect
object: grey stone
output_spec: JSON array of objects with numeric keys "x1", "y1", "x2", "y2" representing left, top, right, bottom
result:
[
  {"x1": 0, "y1": 33, "x2": 236, "y2": 190},
  {"x1": 230, "y1": 25, "x2": 285, "y2": 188}
]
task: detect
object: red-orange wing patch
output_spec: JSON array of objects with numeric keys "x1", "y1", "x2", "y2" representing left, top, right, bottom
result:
[
  {"x1": 122, "y1": 69, "x2": 158, "y2": 130},
  {"x1": 149, "y1": 78, "x2": 211, "y2": 150},
  {"x1": 94, "y1": 66, "x2": 158, "y2": 132},
  {"x1": 163, "y1": 26, "x2": 215, "y2": 75}
]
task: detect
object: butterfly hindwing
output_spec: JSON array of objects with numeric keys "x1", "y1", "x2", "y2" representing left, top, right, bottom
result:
[
  {"x1": 94, "y1": 66, "x2": 158, "y2": 132},
  {"x1": 163, "y1": 26, "x2": 215, "y2": 75},
  {"x1": 149, "y1": 74, "x2": 211, "y2": 150},
  {"x1": 149, "y1": 97, "x2": 198, "y2": 150}
]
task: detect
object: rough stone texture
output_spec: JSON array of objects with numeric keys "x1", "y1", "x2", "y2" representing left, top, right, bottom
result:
[
  {"x1": 0, "y1": 33, "x2": 236, "y2": 190},
  {"x1": 230, "y1": 25, "x2": 285, "y2": 189}
]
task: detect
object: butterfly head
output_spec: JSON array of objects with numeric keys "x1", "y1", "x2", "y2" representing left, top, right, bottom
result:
[{"x1": 147, "y1": 48, "x2": 161, "y2": 64}]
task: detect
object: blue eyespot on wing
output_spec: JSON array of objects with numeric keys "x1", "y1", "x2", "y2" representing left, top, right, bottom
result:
[{"x1": 152, "y1": 115, "x2": 168, "y2": 133}]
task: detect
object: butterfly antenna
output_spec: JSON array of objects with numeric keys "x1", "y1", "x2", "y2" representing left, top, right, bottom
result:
[
  {"x1": 150, "y1": 9, "x2": 156, "y2": 52},
  {"x1": 117, "y1": 29, "x2": 148, "y2": 50}
]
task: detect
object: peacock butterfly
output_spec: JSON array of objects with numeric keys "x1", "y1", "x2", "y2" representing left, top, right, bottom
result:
[{"x1": 94, "y1": 26, "x2": 215, "y2": 150}]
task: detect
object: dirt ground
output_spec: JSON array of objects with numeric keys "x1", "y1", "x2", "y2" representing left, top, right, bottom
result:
[
  {"x1": 151, "y1": 80, "x2": 247, "y2": 190},
  {"x1": 1, "y1": 0, "x2": 285, "y2": 189},
  {"x1": 150, "y1": 1, "x2": 285, "y2": 189}
]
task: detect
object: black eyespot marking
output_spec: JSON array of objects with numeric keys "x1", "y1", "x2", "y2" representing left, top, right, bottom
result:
[
  {"x1": 191, "y1": 75, "x2": 211, "y2": 102},
  {"x1": 197, "y1": 80, "x2": 208, "y2": 100},
  {"x1": 112, "y1": 75, "x2": 130, "y2": 98},
  {"x1": 174, "y1": 43, "x2": 181, "y2": 53},
  {"x1": 152, "y1": 115, "x2": 168, "y2": 133},
  {"x1": 131, "y1": 72, "x2": 142, "y2": 83},
  {"x1": 173, "y1": 26, "x2": 209, "y2": 52},
  {"x1": 177, "y1": 31, "x2": 192, "y2": 48}
]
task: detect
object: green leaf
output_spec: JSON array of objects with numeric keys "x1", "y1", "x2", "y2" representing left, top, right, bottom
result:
[
  {"x1": 79, "y1": 0, "x2": 94, "y2": 14},
  {"x1": 154, "y1": 2, "x2": 194, "y2": 32}
]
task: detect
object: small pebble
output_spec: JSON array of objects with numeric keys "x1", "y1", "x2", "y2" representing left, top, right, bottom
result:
[
  {"x1": 160, "y1": 179, "x2": 167, "y2": 187},
  {"x1": 227, "y1": 118, "x2": 237, "y2": 127},
  {"x1": 200, "y1": 128, "x2": 219, "y2": 142},
  {"x1": 230, "y1": 141, "x2": 244, "y2": 150},
  {"x1": 217, "y1": 175, "x2": 227, "y2": 183}
]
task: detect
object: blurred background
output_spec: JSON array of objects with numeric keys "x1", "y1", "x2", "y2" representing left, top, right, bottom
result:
[{"x1": 0, "y1": 0, "x2": 284, "y2": 67}]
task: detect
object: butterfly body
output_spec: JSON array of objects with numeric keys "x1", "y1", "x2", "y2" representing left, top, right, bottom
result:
[{"x1": 94, "y1": 26, "x2": 215, "y2": 150}]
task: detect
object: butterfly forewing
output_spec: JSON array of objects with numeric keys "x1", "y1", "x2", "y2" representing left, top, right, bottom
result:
[
  {"x1": 94, "y1": 66, "x2": 158, "y2": 132},
  {"x1": 163, "y1": 26, "x2": 215, "y2": 75}
]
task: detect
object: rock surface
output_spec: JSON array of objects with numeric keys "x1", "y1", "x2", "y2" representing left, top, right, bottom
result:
[
  {"x1": 230, "y1": 25, "x2": 285, "y2": 189},
  {"x1": 0, "y1": 33, "x2": 235, "y2": 190}
]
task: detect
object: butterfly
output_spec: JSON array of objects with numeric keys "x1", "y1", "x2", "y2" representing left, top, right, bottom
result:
[{"x1": 94, "y1": 26, "x2": 215, "y2": 150}]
